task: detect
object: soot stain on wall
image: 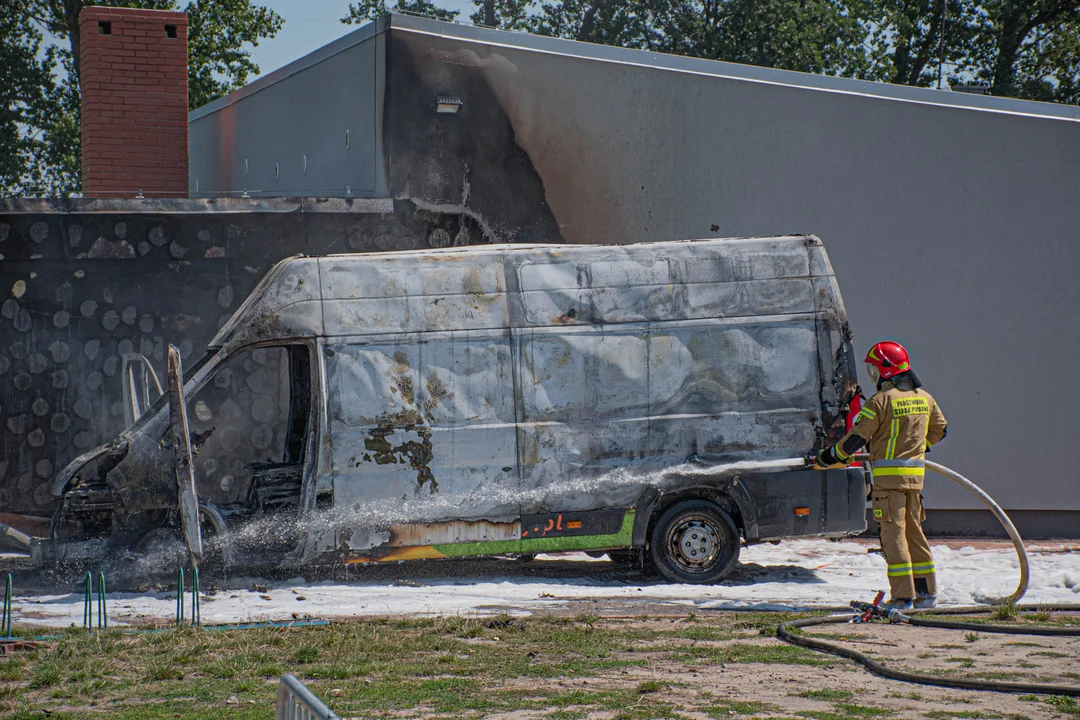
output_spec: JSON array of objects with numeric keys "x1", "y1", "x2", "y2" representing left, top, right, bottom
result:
[{"x1": 385, "y1": 31, "x2": 564, "y2": 246}]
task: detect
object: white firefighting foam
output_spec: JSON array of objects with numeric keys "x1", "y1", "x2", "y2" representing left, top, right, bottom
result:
[{"x1": 8, "y1": 539, "x2": 1078, "y2": 628}]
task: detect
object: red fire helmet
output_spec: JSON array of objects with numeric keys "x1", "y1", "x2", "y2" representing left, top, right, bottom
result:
[{"x1": 864, "y1": 341, "x2": 911, "y2": 380}]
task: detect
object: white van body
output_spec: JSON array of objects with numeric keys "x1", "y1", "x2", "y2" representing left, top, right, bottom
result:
[{"x1": 45, "y1": 235, "x2": 866, "y2": 583}]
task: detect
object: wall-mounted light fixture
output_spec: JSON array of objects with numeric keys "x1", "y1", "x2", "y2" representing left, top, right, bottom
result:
[{"x1": 435, "y1": 95, "x2": 463, "y2": 115}]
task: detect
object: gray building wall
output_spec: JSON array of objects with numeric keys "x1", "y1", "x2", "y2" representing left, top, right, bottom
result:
[
  {"x1": 189, "y1": 21, "x2": 387, "y2": 198},
  {"x1": 188, "y1": 15, "x2": 1080, "y2": 515}
]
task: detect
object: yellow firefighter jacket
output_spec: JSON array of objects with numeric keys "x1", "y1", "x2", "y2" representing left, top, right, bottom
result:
[{"x1": 836, "y1": 382, "x2": 948, "y2": 490}]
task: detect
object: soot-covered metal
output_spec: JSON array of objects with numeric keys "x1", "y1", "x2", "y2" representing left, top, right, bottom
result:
[{"x1": 6, "y1": 235, "x2": 866, "y2": 579}]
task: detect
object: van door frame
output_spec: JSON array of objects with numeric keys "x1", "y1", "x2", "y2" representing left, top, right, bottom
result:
[
  {"x1": 179, "y1": 339, "x2": 321, "y2": 563},
  {"x1": 301, "y1": 336, "x2": 331, "y2": 515}
]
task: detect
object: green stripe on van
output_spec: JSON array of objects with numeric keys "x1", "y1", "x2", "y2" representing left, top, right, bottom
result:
[{"x1": 433, "y1": 510, "x2": 636, "y2": 558}]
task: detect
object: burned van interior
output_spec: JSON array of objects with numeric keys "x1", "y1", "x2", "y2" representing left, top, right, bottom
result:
[
  {"x1": 184, "y1": 345, "x2": 311, "y2": 517},
  {"x1": 51, "y1": 344, "x2": 312, "y2": 565}
]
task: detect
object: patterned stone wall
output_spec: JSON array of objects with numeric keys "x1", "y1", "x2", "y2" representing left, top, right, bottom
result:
[{"x1": 0, "y1": 199, "x2": 483, "y2": 516}]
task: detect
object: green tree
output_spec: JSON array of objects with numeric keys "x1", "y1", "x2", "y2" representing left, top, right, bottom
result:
[
  {"x1": 700, "y1": 0, "x2": 873, "y2": 76},
  {"x1": 861, "y1": 0, "x2": 1080, "y2": 100},
  {"x1": 1, "y1": 0, "x2": 282, "y2": 197},
  {"x1": 1008, "y1": 15, "x2": 1080, "y2": 104},
  {"x1": 0, "y1": 4, "x2": 60, "y2": 195},
  {"x1": 186, "y1": 0, "x2": 285, "y2": 109},
  {"x1": 342, "y1": 0, "x2": 459, "y2": 26},
  {"x1": 861, "y1": 1, "x2": 979, "y2": 87},
  {"x1": 526, "y1": 0, "x2": 873, "y2": 77},
  {"x1": 470, "y1": 0, "x2": 531, "y2": 30},
  {"x1": 964, "y1": 0, "x2": 1080, "y2": 100},
  {"x1": 528, "y1": 0, "x2": 661, "y2": 45}
]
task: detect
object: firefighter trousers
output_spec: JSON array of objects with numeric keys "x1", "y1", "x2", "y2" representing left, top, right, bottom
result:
[{"x1": 872, "y1": 488, "x2": 937, "y2": 599}]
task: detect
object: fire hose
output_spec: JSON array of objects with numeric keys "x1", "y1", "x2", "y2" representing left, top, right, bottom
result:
[
  {"x1": 777, "y1": 456, "x2": 1080, "y2": 696},
  {"x1": 778, "y1": 608, "x2": 1080, "y2": 696}
]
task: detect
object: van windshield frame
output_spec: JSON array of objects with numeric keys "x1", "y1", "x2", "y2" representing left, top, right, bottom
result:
[{"x1": 129, "y1": 349, "x2": 218, "y2": 431}]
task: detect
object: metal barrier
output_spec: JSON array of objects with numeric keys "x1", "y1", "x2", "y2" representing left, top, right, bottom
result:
[{"x1": 275, "y1": 674, "x2": 340, "y2": 720}]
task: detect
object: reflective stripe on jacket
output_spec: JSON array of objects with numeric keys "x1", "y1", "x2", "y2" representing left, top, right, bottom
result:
[{"x1": 838, "y1": 382, "x2": 947, "y2": 490}]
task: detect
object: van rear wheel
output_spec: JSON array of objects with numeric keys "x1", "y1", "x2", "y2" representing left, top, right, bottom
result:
[{"x1": 650, "y1": 500, "x2": 739, "y2": 584}]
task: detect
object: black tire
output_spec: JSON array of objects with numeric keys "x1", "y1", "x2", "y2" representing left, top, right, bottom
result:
[{"x1": 649, "y1": 499, "x2": 740, "y2": 584}]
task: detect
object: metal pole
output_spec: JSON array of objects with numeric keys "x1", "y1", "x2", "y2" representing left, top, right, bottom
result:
[
  {"x1": 97, "y1": 571, "x2": 107, "y2": 630},
  {"x1": 3, "y1": 573, "x2": 11, "y2": 637},
  {"x1": 84, "y1": 572, "x2": 92, "y2": 630},
  {"x1": 937, "y1": 0, "x2": 948, "y2": 89},
  {"x1": 192, "y1": 566, "x2": 200, "y2": 626},
  {"x1": 177, "y1": 567, "x2": 185, "y2": 627}
]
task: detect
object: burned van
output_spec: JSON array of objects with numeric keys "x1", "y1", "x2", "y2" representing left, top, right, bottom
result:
[{"x1": 26, "y1": 235, "x2": 865, "y2": 583}]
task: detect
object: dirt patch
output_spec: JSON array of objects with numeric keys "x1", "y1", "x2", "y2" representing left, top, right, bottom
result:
[{"x1": 480, "y1": 615, "x2": 1079, "y2": 719}]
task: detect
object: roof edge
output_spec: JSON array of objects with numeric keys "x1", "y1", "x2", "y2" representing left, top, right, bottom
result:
[
  {"x1": 389, "y1": 13, "x2": 1080, "y2": 123},
  {"x1": 188, "y1": 15, "x2": 390, "y2": 121}
]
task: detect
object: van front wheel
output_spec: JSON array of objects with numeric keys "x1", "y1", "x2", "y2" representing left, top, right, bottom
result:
[{"x1": 650, "y1": 500, "x2": 739, "y2": 584}]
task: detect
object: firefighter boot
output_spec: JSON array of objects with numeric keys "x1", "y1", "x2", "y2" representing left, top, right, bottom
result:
[
  {"x1": 913, "y1": 578, "x2": 936, "y2": 608},
  {"x1": 880, "y1": 597, "x2": 914, "y2": 611}
]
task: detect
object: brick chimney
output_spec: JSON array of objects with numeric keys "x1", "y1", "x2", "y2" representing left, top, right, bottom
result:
[{"x1": 79, "y1": 7, "x2": 189, "y2": 198}]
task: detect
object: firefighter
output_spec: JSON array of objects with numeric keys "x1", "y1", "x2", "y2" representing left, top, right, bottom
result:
[{"x1": 816, "y1": 341, "x2": 948, "y2": 610}]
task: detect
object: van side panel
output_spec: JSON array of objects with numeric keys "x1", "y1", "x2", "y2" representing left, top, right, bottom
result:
[
  {"x1": 808, "y1": 241, "x2": 857, "y2": 448},
  {"x1": 318, "y1": 256, "x2": 509, "y2": 335},
  {"x1": 303, "y1": 237, "x2": 854, "y2": 561},
  {"x1": 322, "y1": 333, "x2": 520, "y2": 556},
  {"x1": 507, "y1": 240, "x2": 825, "y2": 518},
  {"x1": 514, "y1": 319, "x2": 822, "y2": 514}
]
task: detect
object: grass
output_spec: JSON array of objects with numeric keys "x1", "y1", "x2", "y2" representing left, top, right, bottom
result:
[
  {"x1": 798, "y1": 689, "x2": 855, "y2": 700},
  {"x1": 2, "y1": 609, "x2": 1074, "y2": 720},
  {"x1": 1046, "y1": 695, "x2": 1080, "y2": 717},
  {"x1": 672, "y1": 642, "x2": 831, "y2": 666},
  {"x1": 989, "y1": 604, "x2": 1019, "y2": 621},
  {"x1": 832, "y1": 703, "x2": 891, "y2": 717},
  {"x1": 798, "y1": 704, "x2": 890, "y2": 720},
  {"x1": 0, "y1": 614, "x2": 799, "y2": 718},
  {"x1": 704, "y1": 700, "x2": 779, "y2": 715}
]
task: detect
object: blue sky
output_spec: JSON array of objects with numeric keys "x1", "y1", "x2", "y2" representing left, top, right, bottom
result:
[{"x1": 248, "y1": 0, "x2": 476, "y2": 79}]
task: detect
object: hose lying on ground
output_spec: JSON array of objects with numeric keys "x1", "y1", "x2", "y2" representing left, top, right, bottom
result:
[
  {"x1": 777, "y1": 610, "x2": 1080, "y2": 696},
  {"x1": 896, "y1": 611, "x2": 1080, "y2": 636}
]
